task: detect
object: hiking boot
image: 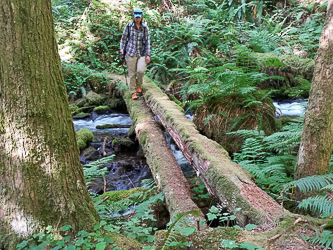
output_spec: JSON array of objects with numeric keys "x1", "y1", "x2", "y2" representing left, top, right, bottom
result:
[
  {"x1": 136, "y1": 86, "x2": 142, "y2": 93},
  {"x1": 132, "y1": 93, "x2": 138, "y2": 100}
]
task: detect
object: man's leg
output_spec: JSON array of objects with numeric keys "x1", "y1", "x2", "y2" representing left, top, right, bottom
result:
[
  {"x1": 136, "y1": 56, "x2": 147, "y2": 92},
  {"x1": 126, "y1": 54, "x2": 138, "y2": 94}
]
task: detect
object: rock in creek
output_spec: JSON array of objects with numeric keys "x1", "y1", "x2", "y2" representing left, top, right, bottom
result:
[{"x1": 87, "y1": 156, "x2": 152, "y2": 194}]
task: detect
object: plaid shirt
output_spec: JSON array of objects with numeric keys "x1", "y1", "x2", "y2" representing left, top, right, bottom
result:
[{"x1": 120, "y1": 22, "x2": 150, "y2": 57}]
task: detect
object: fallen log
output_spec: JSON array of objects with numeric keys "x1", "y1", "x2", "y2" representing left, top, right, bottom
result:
[
  {"x1": 120, "y1": 88, "x2": 206, "y2": 228},
  {"x1": 142, "y1": 77, "x2": 289, "y2": 226}
]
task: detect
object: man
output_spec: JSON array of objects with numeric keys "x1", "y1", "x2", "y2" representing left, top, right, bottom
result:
[{"x1": 120, "y1": 8, "x2": 151, "y2": 100}]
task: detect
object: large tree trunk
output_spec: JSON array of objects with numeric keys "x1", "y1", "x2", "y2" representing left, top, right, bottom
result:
[
  {"x1": 0, "y1": 1, "x2": 99, "y2": 248},
  {"x1": 121, "y1": 90, "x2": 207, "y2": 228},
  {"x1": 295, "y1": 1, "x2": 333, "y2": 180},
  {"x1": 141, "y1": 77, "x2": 287, "y2": 227}
]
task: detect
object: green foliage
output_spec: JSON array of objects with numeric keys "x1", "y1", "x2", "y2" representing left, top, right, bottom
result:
[
  {"x1": 206, "y1": 205, "x2": 240, "y2": 227},
  {"x1": 16, "y1": 222, "x2": 119, "y2": 250},
  {"x1": 284, "y1": 76, "x2": 311, "y2": 98},
  {"x1": 77, "y1": 139, "x2": 87, "y2": 152},
  {"x1": 204, "y1": 205, "x2": 262, "y2": 249},
  {"x1": 304, "y1": 230, "x2": 333, "y2": 249},
  {"x1": 162, "y1": 209, "x2": 200, "y2": 249},
  {"x1": 97, "y1": 191, "x2": 165, "y2": 244},
  {"x1": 76, "y1": 129, "x2": 94, "y2": 142},
  {"x1": 190, "y1": 177, "x2": 210, "y2": 200},
  {"x1": 40, "y1": 1, "x2": 329, "y2": 249},
  {"x1": 297, "y1": 195, "x2": 333, "y2": 216},
  {"x1": 284, "y1": 174, "x2": 333, "y2": 193},
  {"x1": 247, "y1": 28, "x2": 280, "y2": 53},
  {"x1": 221, "y1": 240, "x2": 264, "y2": 250},
  {"x1": 283, "y1": 174, "x2": 333, "y2": 220},
  {"x1": 84, "y1": 155, "x2": 115, "y2": 186},
  {"x1": 230, "y1": 119, "x2": 303, "y2": 196},
  {"x1": 63, "y1": 62, "x2": 93, "y2": 96}
]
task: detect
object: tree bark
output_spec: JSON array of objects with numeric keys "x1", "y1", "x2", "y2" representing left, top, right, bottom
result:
[
  {"x1": 121, "y1": 91, "x2": 207, "y2": 228},
  {"x1": 0, "y1": 1, "x2": 99, "y2": 248},
  {"x1": 142, "y1": 77, "x2": 287, "y2": 227},
  {"x1": 295, "y1": 1, "x2": 333, "y2": 180}
]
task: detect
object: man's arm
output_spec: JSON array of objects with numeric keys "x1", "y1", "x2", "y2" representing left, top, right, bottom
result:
[
  {"x1": 120, "y1": 24, "x2": 129, "y2": 55},
  {"x1": 145, "y1": 26, "x2": 150, "y2": 63}
]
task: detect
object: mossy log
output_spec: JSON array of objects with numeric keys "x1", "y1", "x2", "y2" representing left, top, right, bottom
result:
[
  {"x1": 142, "y1": 77, "x2": 289, "y2": 227},
  {"x1": 120, "y1": 87, "x2": 206, "y2": 228},
  {"x1": 155, "y1": 214, "x2": 326, "y2": 249},
  {"x1": 251, "y1": 53, "x2": 315, "y2": 84}
]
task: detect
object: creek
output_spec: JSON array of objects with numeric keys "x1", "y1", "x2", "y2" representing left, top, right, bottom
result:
[
  {"x1": 73, "y1": 101, "x2": 306, "y2": 194},
  {"x1": 73, "y1": 112, "x2": 195, "y2": 194},
  {"x1": 273, "y1": 100, "x2": 307, "y2": 118}
]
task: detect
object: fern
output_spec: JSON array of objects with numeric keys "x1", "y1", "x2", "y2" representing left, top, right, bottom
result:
[
  {"x1": 247, "y1": 28, "x2": 280, "y2": 53},
  {"x1": 322, "y1": 184, "x2": 333, "y2": 192},
  {"x1": 264, "y1": 120, "x2": 303, "y2": 154},
  {"x1": 141, "y1": 178, "x2": 156, "y2": 189},
  {"x1": 284, "y1": 174, "x2": 333, "y2": 193},
  {"x1": 162, "y1": 209, "x2": 200, "y2": 250},
  {"x1": 83, "y1": 155, "x2": 115, "y2": 185},
  {"x1": 306, "y1": 230, "x2": 333, "y2": 249},
  {"x1": 231, "y1": 125, "x2": 299, "y2": 195},
  {"x1": 298, "y1": 196, "x2": 333, "y2": 216}
]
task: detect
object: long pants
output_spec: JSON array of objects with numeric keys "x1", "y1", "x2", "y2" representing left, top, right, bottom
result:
[{"x1": 125, "y1": 54, "x2": 147, "y2": 94}]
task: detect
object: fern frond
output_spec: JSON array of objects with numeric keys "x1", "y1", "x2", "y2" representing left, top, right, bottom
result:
[
  {"x1": 141, "y1": 179, "x2": 156, "y2": 188},
  {"x1": 228, "y1": 129, "x2": 265, "y2": 139},
  {"x1": 161, "y1": 209, "x2": 200, "y2": 250},
  {"x1": 297, "y1": 195, "x2": 333, "y2": 215},
  {"x1": 322, "y1": 184, "x2": 333, "y2": 191},
  {"x1": 261, "y1": 164, "x2": 286, "y2": 175},
  {"x1": 237, "y1": 161, "x2": 265, "y2": 179},
  {"x1": 306, "y1": 230, "x2": 333, "y2": 249},
  {"x1": 284, "y1": 174, "x2": 333, "y2": 193}
]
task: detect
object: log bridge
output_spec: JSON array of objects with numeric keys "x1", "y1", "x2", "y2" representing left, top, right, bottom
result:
[{"x1": 121, "y1": 76, "x2": 287, "y2": 228}]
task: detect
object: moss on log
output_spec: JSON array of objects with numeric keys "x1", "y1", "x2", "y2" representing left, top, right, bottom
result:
[
  {"x1": 142, "y1": 77, "x2": 288, "y2": 227},
  {"x1": 120, "y1": 84, "x2": 206, "y2": 228},
  {"x1": 251, "y1": 53, "x2": 315, "y2": 83}
]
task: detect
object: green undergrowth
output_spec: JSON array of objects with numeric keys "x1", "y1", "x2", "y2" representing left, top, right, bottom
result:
[
  {"x1": 16, "y1": 0, "x2": 331, "y2": 249},
  {"x1": 229, "y1": 119, "x2": 303, "y2": 198}
]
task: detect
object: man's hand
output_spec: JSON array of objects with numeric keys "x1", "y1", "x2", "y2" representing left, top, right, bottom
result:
[
  {"x1": 119, "y1": 51, "x2": 123, "y2": 58},
  {"x1": 146, "y1": 56, "x2": 150, "y2": 64}
]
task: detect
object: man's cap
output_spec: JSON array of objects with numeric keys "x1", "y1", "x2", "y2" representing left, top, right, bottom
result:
[{"x1": 133, "y1": 8, "x2": 143, "y2": 18}]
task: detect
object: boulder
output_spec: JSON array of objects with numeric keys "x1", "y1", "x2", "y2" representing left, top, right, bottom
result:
[
  {"x1": 80, "y1": 146, "x2": 101, "y2": 162},
  {"x1": 112, "y1": 138, "x2": 136, "y2": 152},
  {"x1": 73, "y1": 98, "x2": 86, "y2": 107},
  {"x1": 72, "y1": 113, "x2": 90, "y2": 119},
  {"x1": 107, "y1": 97, "x2": 126, "y2": 112},
  {"x1": 86, "y1": 91, "x2": 106, "y2": 105},
  {"x1": 76, "y1": 129, "x2": 94, "y2": 152},
  {"x1": 93, "y1": 105, "x2": 111, "y2": 115}
]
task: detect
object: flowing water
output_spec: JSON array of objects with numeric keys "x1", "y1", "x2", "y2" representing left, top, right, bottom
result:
[
  {"x1": 73, "y1": 101, "x2": 306, "y2": 193},
  {"x1": 273, "y1": 100, "x2": 307, "y2": 118},
  {"x1": 73, "y1": 113, "x2": 132, "y2": 135},
  {"x1": 73, "y1": 112, "x2": 194, "y2": 193}
]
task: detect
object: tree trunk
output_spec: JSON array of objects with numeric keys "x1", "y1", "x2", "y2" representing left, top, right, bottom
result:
[
  {"x1": 142, "y1": 77, "x2": 287, "y2": 227},
  {"x1": 121, "y1": 91, "x2": 207, "y2": 228},
  {"x1": 0, "y1": 1, "x2": 99, "y2": 248},
  {"x1": 295, "y1": 0, "x2": 333, "y2": 180}
]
